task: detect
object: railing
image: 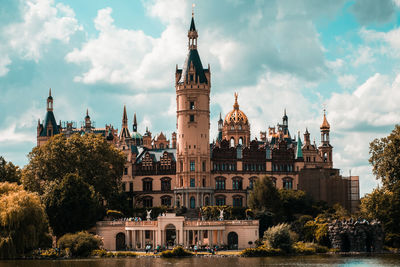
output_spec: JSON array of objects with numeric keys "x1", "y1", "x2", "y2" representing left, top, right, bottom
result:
[
  {"x1": 184, "y1": 220, "x2": 258, "y2": 226},
  {"x1": 96, "y1": 221, "x2": 126, "y2": 226},
  {"x1": 126, "y1": 220, "x2": 158, "y2": 227}
]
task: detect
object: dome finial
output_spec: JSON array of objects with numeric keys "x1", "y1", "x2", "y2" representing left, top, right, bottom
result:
[{"x1": 233, "y1": 92, "x2": 239, "y2": 109}]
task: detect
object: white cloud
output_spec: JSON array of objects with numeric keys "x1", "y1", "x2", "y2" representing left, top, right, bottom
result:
[
  {"x1": 66, "y1": 7, "x2": 186, "y2": 88},
  {"x1": 4, "y1": 0, "x2": 81, "y2": 61},
  {"x1": 360, "y1": 27, "x2": 400, "y2": 57},
  {"x1": 0, "y1": 55, "x2": 11, "y2": 76},
  {"x1": 352, "y1": 46, "x2": 375, "y2": 66},
  {"x1": 338, "y1": 74, "x2": 357, "y2": 89},
  {"x1": 0, "y1": 124, "x2": 35, "y2": 144}
]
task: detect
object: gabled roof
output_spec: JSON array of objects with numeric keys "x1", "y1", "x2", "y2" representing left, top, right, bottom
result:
[
  {"x1": 40, "y1": 110, "x2": 60, "y2": 136},
  {"x1": 135, "y1": 148, "x2": 176, "y2": 163},
  {"x1": 178, "y1": 49, "x2": 208, "y2": 84}
]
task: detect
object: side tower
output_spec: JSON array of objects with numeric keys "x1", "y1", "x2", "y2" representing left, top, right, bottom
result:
[
  {"x1": 175, "y1": 13, "x2": 212, "y2": 209},
  {"x1": 319, "y1": 110, "x2": 333, "y2": 168},
  {"x1": 37, "y1": 89, "x2": 61, "y2": 146}
]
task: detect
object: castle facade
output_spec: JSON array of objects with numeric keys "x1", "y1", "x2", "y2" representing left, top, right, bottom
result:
[{"x1": 37, "y1": 15, "x2": 359, "y2": 213}]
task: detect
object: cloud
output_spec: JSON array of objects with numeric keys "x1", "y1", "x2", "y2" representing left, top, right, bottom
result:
[
  {"x1": 360, "y1": 27, "x2": 400, "y2": 58},
  {"x1": 0, "y1": 55, "x2": 11, "y2": 76},
  {"x1": 338, "y1": 74, "x2": 357, "y2": 89},
  {"x1": 4, "y1": 0, "x2": 81, "y2": 62},
  {"x1": 0, "y1": 124, "x2": 35, "y2": 144},
  {"x1": 66, "y1": 7, "x2": 186, "y2": 88},
  {"x1": 352, "y1": 46, "x2": 375, "y2": 66},
  {"x1": 350, "y1": 0, "x2": 396, "y2": 25}
]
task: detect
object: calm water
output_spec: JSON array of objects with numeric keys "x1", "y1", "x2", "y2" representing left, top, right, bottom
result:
[{"x1": 1, "y1": 255, "x2": 400, "y2": 267}]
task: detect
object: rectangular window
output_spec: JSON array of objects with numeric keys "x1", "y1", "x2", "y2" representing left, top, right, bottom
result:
[
  {"x1": 129, "y1": 182, "x2": 133, "y2": 192},
  {"x1": 122, "y1": 183, "x2": 126, "y2": 192},
  {"x1": 145, "y1": 230, "x2": 150, "y2": 239},
  {"x1": 190, "y1": 114, "x2": 195, "y2": 122},
  {"x1": 190, "y1": 161, "x2": 195, "y2": 171},
  {"x1": 190, "y1": 101, "x2": 195, "y2": 110},
  {"x1": 202, "y1": 161, "x2": 206, "y2": 172},
  {"x1": 190, "y1": 178, "x2": 195, "y2": 187},
  {"x1": 124, "y1": 167, "x2": 128, "y2": 175},
  {"x1": 202, "y1": 178, "x2": 206, "y2": 187}
]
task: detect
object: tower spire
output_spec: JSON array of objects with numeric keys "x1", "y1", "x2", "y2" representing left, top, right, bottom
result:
[
  {"x1": 47, "y1": 88, "x2": 53, "y2": 111},
  {"x1": 122, "y1": 105, "x2": 128, "y2": 126},
  {"x1": 133, "y1": 112, "x2": 137, "y2": 132},
  {"x1": 188, "y1": 7, "x2": 198, "y2": 50}
]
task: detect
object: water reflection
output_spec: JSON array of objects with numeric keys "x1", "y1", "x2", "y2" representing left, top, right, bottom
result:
[{"x1": 1, "y1": 255, "x2": 400, "y2": 267}]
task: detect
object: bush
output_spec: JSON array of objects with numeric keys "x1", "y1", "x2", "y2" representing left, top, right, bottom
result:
[
  {"x1": 57, "y1": 231, "x2": 102, "y2": 257},
  {"x1": 160, "y1": 246, "x2": 193, "y2": 258},
  {"x1": 91, "y1": 249, "x2": 107, "y2": 257},
  {"x1": 264, "y1": 223, "x2": 294, "y2": 252},
  {"x1": 240, "y1": 247, "x2": 283, "y2": 257},
  {"x1": 106, "y1": 210, "x2": 124, "y2": 219},
  {"x1": 293, "y1": 242, "x2": 328, "y2": 255},
  {"x1": 114, "y1": 251, "x2": 137, "y2": 257}
]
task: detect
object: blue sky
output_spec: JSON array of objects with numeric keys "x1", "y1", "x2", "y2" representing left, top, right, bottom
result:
[{"x1": 1, "y1": 0, "x2": 400, "y2": 196}]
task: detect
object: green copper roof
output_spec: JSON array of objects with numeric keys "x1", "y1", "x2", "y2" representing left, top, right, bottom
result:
[
  {"x1": 40, "y1": 110, "x2": 60, "y2": 136},
  {"x1": 131, "y1": 131, "x2": 143, "y2": 139},
  {"x1": 296, "y1": 134, "x2": 303, "y2": 159}
]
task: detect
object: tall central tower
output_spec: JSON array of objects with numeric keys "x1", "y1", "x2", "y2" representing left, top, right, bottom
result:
[{"x1": 175, "y1": 13, "x2": 212, "y2": 209}]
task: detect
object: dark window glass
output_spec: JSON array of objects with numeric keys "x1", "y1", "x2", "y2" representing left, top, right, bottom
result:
[{"x1": 190, "y1": 114, "x2": 195, "y2": 122}]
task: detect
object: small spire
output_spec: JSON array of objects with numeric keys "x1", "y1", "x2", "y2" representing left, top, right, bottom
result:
[
  {"x1": 233, "y1": 92, "x2": 239, "y2": 109},
  {"x1": 219, "y1": 112, "x2": 222, "y2": 121},
  {"x1": 123, "y1": 105, "x2": 128, "y2": 124},
  {"x1": 134, "y1": 112, "x2": 137, "y2": 125},
  {"x1": 192, "y1": 3, "x2": 195, "y2": 17},
  {"x1": 49, "y1": 88, "x2": 52, "y2": 97},
  {"x1": 284, "y1": 108, "x2": 286, "y2": 116}
]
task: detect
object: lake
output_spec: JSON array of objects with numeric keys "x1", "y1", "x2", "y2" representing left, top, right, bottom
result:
[{"x1": 1, "y1": 255, "x2": 400, "y2": 267}]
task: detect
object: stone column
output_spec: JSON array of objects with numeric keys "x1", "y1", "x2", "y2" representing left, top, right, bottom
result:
[
  {"x1": 196, "y1": 191, "x2": 199, "y2": 207},
  {"x1": 210, "y1": 230, "x2": 213, "y2": 246}
]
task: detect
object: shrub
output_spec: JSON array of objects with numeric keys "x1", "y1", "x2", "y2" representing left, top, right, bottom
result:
[
  {"x1": 114, "y1": 251, "x2": 137, "y2": 257},
  {"x1": 91, "y1": 249, "x2": 107, "y2": 257},
  {"x1": 293, "y1": 242, "x2": 328, "y2": 255},
  {"x1": 57, "y1": 231, "x2": 102, "y2": 257},
  {"x1": 240, "y1": 247, "x2": 283, "y2": 257},
  {"x1": 264, "y1": 223, "x2": 294, "y2": 252},
  {"x1": 160, "y1": 246, "x2": 193, "y2": 258},
  {"x1": 106, "y1": 210, "x2": 124, "y2": 219}
]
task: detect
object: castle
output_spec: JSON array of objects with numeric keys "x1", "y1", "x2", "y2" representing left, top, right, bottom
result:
[{"x1": 36, "y1": 14, "x2": 359, "y2": 214}]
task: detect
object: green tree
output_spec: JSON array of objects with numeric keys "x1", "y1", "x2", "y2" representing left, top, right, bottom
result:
[
  {"x1": 0, "y1": 182, "x2": 50, "y2": 259},
  {"x1": 279, "y1": 189, "x2": 315, "y2": 221},
  {"x1": 22, "y1": 133, "x2": 126, "y2": 202},
  {"x1": 44, "y1": 173, "x2": 102, "y2": 237},
  {"x1": 0, "y1": 156, "x2": 21, "y2": 183},
  {"x1": 248, "y1": 176, "x2": 281, "y2": 212},
  {"x1": 369, "y1": 125, "x2": 400, "y2": 188}
]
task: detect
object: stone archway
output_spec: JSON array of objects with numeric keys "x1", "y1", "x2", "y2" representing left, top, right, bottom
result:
[
  {"x1": 116, "y1": 232, "x2": 126, "y2": 251},
  {"x1": 228, "y1": 231, "x2": 238, "y2": 250},
  {"x1": 165, "y1": 224, "x2": 176, "y2": 248}
]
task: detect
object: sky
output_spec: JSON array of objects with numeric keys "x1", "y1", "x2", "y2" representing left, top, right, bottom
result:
[{"x1": 1, "y1": 0, "x2": 400, "y2": 196}]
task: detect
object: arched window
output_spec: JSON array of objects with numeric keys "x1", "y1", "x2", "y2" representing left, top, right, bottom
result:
[
  {"x1": 324, "y1": 153, "x2": 328, "y2": 162},
  {"x1": 232, "y1": 195, "x2": 243, "y2": 207},
  {"x1": 142, "y1": 178, "x2": 153, "y2": 191},
  {"x1": 230, "y1": 137, "x2": 235, "y2": 147},
  {"x1": 232, "y1": 177, "x2": 243, "y2": 190},
  {"x1": 238, "y1": 137, "x2": 243, "y2": 145},
  {"x1": 283, "y1": 177, "x2": 293, "y2": 189},
  {"x1": 142, "y1": 196, "x2": 153, "y2": 207},
  {"x1": 249, "y1": 176, "x2": 258, "y2": 189},
  {"x1": 161, "y1": 177, "x2": 171, "y2": 191},
  {"x1": 215, "y1": 177, "x2": 226, "y2": 190},
  {"x1": 161, "y1": 195, "x2": 172, "y2": 207}
]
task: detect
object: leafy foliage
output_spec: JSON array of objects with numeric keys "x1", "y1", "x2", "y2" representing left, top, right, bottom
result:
[
  {"x1": 201, "y1": 206, "x2": 247, "y2": 220},
  {"x1": 240, "y1": 247, "x2": 283, "y2": 257},
  {"x1": 57, "y1": 231, "x2": 102, "y2": 257},
  {"x1": 160, "y1": 246, "x2": 193, "y2": 258},
  {"x1": 369, "y1": 125, "x2": 400, "y2": 187},
  {"x1": 293, "y1": 242, "x2": 328, "y2": 254},
  {"x1": 248, "y1": 176, "x2": 281, "y2": 212},
  {"x1": 44, "y1": 173, "x2": 102, "y2": 237},
  {"x1": 263, "y1": 223, "x2": 294, "y2": 252},
  {"x1": 0, "y1": 182, "x2": 50, "y2": 259},
  {"x1": 0, "y1": 156, "x2": 21, "y2": 184},
  {"x1": 22, "y1": 133, "x2": 126, "y2": 202}
]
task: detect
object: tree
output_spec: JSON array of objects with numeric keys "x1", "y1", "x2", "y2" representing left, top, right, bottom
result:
[
  {"x1": 44, "y1": 173, "x2": 102, "y2": 237},
  {"x1": 22, "y1": 133, "x2": 126, "y2": 202},
  {"x1": 0, "y1": 156, "x2": 21, "y2": 183},
  {"x1": 248, "y1": 176, "x2": 281, "y2": 212},
  {"x1": 369, "y1": 125, "x2": 400, "y2": 188},
  {"x1": 360, "y1": 184, "x2": 400, "y2": 247},
  {"x1": 279, "y1": 189, "x2": 315, "y2": 221},
  {"x1": 0, "y1": 182, "x2": 50, "y2": 259}
]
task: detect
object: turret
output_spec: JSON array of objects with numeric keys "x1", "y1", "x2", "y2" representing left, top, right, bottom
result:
[{"x1": 47, "y1": 88, "x2": 53, "y2": 111}]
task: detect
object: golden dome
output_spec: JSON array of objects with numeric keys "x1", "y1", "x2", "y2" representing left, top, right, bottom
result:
[
  {"x1": 224, "y1": 93, "x2": 249, "y2": 125},
  {"x1": 320, "y1": 111, "x2": 330, "y2": 129}
]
